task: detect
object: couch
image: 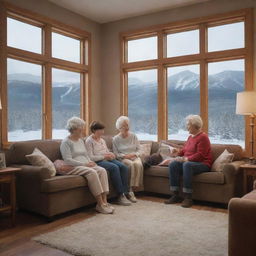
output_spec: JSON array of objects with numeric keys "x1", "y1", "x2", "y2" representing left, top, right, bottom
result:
[
  {"x1": 5, "y1": 136, "x2": 245, "y2": 218},
  {"x1": 228, "y1": 180, "x2": 256, "y2": 256}
]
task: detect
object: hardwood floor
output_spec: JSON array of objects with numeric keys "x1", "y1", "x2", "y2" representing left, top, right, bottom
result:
[{"x1": 0, "y1": 194, "x2": 228, "y2": 256}]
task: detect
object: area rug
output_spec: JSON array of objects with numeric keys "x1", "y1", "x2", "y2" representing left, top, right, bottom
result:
[{"x1": 33, "y1": 200, "x2": 228, "y2": 256}]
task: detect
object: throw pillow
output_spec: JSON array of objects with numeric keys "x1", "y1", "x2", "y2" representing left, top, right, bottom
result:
[
  {"x1": 54, "y1": 159, "x2": 74, "y2": 175},
  {"x1": 26, "y1": 148, "x2": 56, "y2": 176},
  {"x1": 211, "y1": 149, "x2": 234, "y2": 172}
]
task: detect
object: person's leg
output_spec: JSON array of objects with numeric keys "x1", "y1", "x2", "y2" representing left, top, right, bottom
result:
[
  {"x1": 133, "y1": 157, "x2": 144, "y2": 188},
  {"x1": 164, "y1": 161, "x2": 183, "y2": 204},
  {"x1": 182, "y1": 161, "x2": 210, "y2": 208},
  {"x1": 74, "y1": 166, "x2": 111, "y2": 214},
  {"x1": 122, "y1": 159, "x2": 134, "y2": 188},
  {"x1": 111, "y1": 159, "x2": 129, "y2": 194},
  {"x1": 96, "y1": 162, "x2": 131, "y2": 206},
  {"x1": 93, "y1": 166, "x2": 115, "y2": 213},
  {"x1": 169, "y1": 161, "x2": 183, "y2": 192},
  {"x1": 97, "y1": 160, "x2": 124, "y2": 195}
]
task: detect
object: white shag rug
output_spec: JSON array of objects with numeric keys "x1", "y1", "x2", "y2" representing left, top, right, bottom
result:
[{"x1": 33, "y1": 200, "x2": 228, "y2": 256}]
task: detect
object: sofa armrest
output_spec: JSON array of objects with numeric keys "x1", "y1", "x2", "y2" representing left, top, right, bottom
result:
[
  {"x1": 228, "y1": 198, "x2": 256, "y2": 256},
  {"x1": 11, "y1": 164, "x2": 51, "y2": 181},
  {"x1": 222, "y1": 160, "x2": 245, "y2": 183}
]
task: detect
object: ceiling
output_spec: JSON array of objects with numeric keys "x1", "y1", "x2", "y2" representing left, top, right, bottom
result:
[{"x1": 48, "y1": 0, "x2": 212, "y2": 24}]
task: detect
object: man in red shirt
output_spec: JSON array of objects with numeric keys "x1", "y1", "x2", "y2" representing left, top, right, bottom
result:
[{"x1": 165, "y1": 115, "x2": 213, "y2": 208}]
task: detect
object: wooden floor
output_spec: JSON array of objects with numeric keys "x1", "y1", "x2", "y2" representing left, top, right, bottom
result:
[{"x1": 0, "y1": 194, "x2": 228, "y2": 256}]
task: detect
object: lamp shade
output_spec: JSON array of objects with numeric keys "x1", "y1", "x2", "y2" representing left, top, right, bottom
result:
[{"x1": 236, "y1": 91, "x2": 256, "y2": 115}]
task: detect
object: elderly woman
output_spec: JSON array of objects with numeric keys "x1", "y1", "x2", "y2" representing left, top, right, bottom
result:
[
  {"x1": 165, "y1": 115, "x2": 212, "y2": 208},
  {"x1": 60, "y1": 117, "x2": 114, "y2": 214},
  {"x1": 113, "y1": 116, "x2": 143, "y2": 202},
  {"x1": 86, "y1": 121, "x2": 132, "y2": 205}
]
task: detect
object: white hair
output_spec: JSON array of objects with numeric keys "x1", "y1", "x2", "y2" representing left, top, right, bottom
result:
[
  {"x1": 116, "y1": 116, "x2": 130, "y2": 130},
  {"x1": 66, "y1": 116, "x2": 86, "y2": 133},
  {"x1": 185, "y1": 115, "x2": 203, "y2": 129}
]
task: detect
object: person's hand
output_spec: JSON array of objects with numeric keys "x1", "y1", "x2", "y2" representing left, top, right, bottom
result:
[
  {"x1": 124, "y1": 154, "x2": 136, "y2": 160},
  {"x1": 183, "y1": 157, "x2": 188, "y2": 162},
  {"x1": 170, "y1": 148, "x2": 180, "y2": 156},
  {"x1": 175, "y1": 156, "x2": 186, "y2": 162},
  {"x1": 109, "y1": 153, "x2": 116, "y2": 160},
  {"x1": 86, "y1": 161, "x2": 96, "y2": 167},
  {"x1": 104, "y1": 153, "x2": 115, "y2": 160}
]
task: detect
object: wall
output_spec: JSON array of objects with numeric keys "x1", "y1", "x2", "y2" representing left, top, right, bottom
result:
[
  {"x1": 4, "y1": 0, "x2": 102, "y2": 123},
  {"x1": 100, "y1": 0, "x2": 256, "y2": 135}
]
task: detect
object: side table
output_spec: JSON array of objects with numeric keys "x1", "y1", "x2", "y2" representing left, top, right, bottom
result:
[
  {"x1": 241, "y1": 164, "x2": 256, "y2": 195},
  {"x1": 0, "y1": 167, "x2": 21, "y2": 226}
]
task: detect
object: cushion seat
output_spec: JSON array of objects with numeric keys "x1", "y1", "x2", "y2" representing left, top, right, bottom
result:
[
  {"x1": 145, "y1": 166, "x2": 225, "y2": 184},
  {"x1": 41, "y1": 175, "x2": 88, "y2": 193}
]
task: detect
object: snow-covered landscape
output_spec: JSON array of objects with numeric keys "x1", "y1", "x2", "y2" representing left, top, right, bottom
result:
[{"x1": 7, "y1": 68, "x2": 245, "y2": 148}]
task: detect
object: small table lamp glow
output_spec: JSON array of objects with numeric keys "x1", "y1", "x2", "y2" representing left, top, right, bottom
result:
[{"x1": 236, "y1": 91, "x2": 256, "y2": 164}]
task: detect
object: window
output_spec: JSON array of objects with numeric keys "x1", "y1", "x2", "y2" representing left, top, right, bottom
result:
[
  {"x1": 208, "y1": 22, "x2": 244, "y2": 52},
  {"x1": 7, "y1": 58, "x2": 42, "y2": 141},
  {"x1": 0, "y1": 4, "x2": 90, "y2": 147},
  {"x1": 52, "y1": 32, "x2": 81, "y2": 63},
  {"x1": 7, "y1": 17, "x2": 42, "y2": 53},
  {"x1": 121, "y1": 9, "x2": 252, "y2": 152},
  {"x1": 127, "y1": 36, "x2": 157, "y2": 63},
  {"x1": 52, "y1": 68, "x2": 81, "y2": 139},
  {"x1": 167, "y1": 29, "x2": 199, "y2": 57},
  {"x1": 208, "y1": 59, "x2": 245, "y2": 147},
  {"x1": 168, "y1": 65, "x2": 200, "y2": 140},
  {"x1": 128, "y1": 69, "x2": 157, "y2": 140}
]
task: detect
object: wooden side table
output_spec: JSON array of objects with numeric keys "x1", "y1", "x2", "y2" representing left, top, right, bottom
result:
[
  {"x1": 0, "y1": 167, "x2": 21, "y2": 226},
  {"x1": 241, "y1": 164, "x2": 256, "y2": 195}
]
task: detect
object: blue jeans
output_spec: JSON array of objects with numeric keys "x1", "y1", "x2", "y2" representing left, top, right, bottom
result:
[
  {"x1": 96, "y1": 159, "x2": 129, "y2": 195},
  {"x1": 168, "y1": 161, "x2": 210, "y2": 193}
]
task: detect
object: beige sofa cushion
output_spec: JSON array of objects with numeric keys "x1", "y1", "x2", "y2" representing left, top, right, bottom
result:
[
  {"x1": 145, "y1": 166, "x2": 225, "y2": 184},
  {"x1": 41, "y1": 175, "x2": 87, "y2": 193}
]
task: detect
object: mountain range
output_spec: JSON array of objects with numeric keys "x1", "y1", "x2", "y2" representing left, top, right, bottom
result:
[{"x1": 7, "y1": 70, "x2": 244, "y2": 136}]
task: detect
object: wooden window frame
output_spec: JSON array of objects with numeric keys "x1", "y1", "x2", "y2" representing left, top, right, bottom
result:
[
  {"x1": 0, "y1": 1, "x2": 91, "y2": 148},
  {"x1": 120, "y1": 8, "x2": 253, "y2": 155}
]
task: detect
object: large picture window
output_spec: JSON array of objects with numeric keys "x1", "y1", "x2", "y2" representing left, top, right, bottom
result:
[
  {"x1": 168, "y1": 65, "x2": 200, "y2": 140},
  {"x1": 128, "y1": 69, "x2": 158, "y2": 140},
  {"x1": 52, "y1": 68, "x2": 81, "y2": 139},
  {"x1": 7, "y1": 58, "x2": 42, "y2": 141},
  {"x1": 0, "y1": 3, "x2": 91, "y2": 147},
  {"x1": 208, "y1": 59, "x2": 245, "y2": 147},
  {"x1": 121, "y1": 9, "x2": 252, "y2": 151}
]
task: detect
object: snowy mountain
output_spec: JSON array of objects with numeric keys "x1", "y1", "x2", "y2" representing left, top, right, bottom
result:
[{"x1": 128, "y1": 70, "x2": 244, "y2": 91}]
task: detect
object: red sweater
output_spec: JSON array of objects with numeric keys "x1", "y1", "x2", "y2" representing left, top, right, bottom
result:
[{"x1": 179, "y1": 132, "x2": 213, "y2": 168}]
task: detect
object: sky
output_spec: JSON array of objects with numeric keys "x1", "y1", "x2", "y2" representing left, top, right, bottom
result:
[{"x1": 7, "y1": 17, "x2": 244, "y2": 83}]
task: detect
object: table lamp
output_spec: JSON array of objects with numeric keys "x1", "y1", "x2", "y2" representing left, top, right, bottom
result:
[{"x1": 236, "y1": 91, "x2": 256, "y2": 164}]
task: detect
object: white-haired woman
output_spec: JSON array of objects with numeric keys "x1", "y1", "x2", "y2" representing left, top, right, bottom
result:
[
  {"x1": 165, "y1": 115, "x2": 212, "y2": 208},
  {"x1": 60, "y1": 117, "x2": 114, "y2": 214},
  {"x1": 113, "y1": 116, "x2": 143, "y2": 202}
]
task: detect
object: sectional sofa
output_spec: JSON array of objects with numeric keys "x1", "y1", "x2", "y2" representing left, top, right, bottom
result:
[{"x1": 5, "y1": 136, "x2": 245, "y2": 218}]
